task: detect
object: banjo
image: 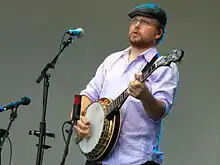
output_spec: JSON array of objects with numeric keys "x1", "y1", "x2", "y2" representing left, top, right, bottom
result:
[{"x1": 75, "y1": 48, "x2": 184, "y2": 162}]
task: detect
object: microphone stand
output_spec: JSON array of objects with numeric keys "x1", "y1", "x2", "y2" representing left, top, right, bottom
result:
[
  {"x1": 34, "y1": 35, "x2": 75, "y2": 165},
  {"x1": 0, "y1": 106, "x2": 18, "y2": 165}
]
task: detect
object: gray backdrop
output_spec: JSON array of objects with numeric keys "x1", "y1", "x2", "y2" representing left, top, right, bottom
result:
[{"x1": 0, "y1": 0, "x2": 219, "y2": 165}]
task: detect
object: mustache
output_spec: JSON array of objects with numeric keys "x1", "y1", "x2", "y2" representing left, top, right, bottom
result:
[{"x1": 130, "y1": 30, "x2": 141, "y2": 36}]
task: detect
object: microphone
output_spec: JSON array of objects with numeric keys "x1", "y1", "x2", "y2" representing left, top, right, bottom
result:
[
  {"x1": 29, "y1": 130, "x2": 55, "y2": 138},
  {"x1": 72, "y1": 94, "x2": 82, "y2": 125},
  {"x1": 66, "y1": 28, "x2": 84, "y2": 38},
  {"x1": 0, "y1": 96, "x2": 31, "y2": 112}
]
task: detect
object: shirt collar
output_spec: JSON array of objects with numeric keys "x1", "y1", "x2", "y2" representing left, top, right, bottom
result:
[{"x1": 121, "y1": 46, "x2": 159, "y2": 63}]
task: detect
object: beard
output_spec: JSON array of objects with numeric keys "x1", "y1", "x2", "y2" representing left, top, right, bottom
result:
[{"x1": 128, "y1": 32, "x2": 153, "y2": 49}]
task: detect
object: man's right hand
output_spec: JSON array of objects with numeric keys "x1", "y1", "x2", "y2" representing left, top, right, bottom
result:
[{"x1": 74, "y1": 115, "x2": 91, "y2": 138}]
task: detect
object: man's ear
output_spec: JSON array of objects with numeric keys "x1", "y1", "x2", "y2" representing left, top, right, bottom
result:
[{"x1": 155, "y1": 28, "x2": 163, "y2": 40}]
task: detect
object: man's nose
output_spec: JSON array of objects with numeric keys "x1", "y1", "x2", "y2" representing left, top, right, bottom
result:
[{"x1": 134, "y1": 20, "x2": 141, "y2": 27}]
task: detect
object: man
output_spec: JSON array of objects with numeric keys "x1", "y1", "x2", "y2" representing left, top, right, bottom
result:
[{"x1": 74, "y1": 3, "x2": 179, "y2": 165}]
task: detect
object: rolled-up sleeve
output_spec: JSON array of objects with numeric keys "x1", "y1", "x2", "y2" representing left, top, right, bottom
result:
[
  {"x1": 150, "y1": 62, "x2": 179, "y2": 119},
  {"x1": 80, "y1": 62, "x2": 105, "y2": 102}
]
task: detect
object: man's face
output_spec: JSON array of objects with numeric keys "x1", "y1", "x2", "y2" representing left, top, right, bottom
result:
[{"x1": 128, "y1": 16, "x2": 162, "y2": 48}]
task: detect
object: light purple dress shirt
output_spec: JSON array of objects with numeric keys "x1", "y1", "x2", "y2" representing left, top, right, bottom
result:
[{"x1": 80, "y1": 46, "x2": 179, "y2": 165}]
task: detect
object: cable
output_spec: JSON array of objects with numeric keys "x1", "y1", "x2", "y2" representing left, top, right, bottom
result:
[
  {"x1": 1, "y1": 136, "x2": 13, "y2": 165},
  {"x1": 61, "y1": 121, "x2": 71, "y2": 144},
  {"x1": 6, "y1": 137, "x2": 12, "y2": 165}
]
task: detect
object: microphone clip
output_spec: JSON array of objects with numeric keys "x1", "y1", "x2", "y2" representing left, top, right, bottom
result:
[
  {"x1": 29, "y1": 130, "x2": 55, "y2": 138},
  {"x1": 29, "y1": 130, "x2": 55, "y2": 150}
]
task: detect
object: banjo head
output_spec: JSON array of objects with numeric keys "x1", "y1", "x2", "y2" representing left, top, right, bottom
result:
[{"x1": 78, "y1": 101, "x2": 105, "y2": 153}]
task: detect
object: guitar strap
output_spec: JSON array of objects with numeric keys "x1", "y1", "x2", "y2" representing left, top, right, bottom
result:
[{"x1": 141, "y1": 53, "x2": 160, "y2": 73}]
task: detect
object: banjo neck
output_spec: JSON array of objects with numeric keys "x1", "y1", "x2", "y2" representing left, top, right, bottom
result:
[{"x1": 104, "y1": 63, "x2": 157, "y2": 118}]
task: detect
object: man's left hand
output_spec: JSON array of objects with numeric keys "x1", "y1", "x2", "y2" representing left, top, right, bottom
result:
[{"x1": 127, "y1": 73, "x2": 148, "y2": 100}]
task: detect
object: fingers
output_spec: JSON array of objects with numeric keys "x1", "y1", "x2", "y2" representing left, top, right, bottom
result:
[
  {"x1": 74, "y1": 116, "x2": 91, "y2": 138},
  {"x1": 129, "y1": 80, "x2": 143, "y2": 88},
  {"x1": 134, "y1": 73, "x2": 144, "y2": 82},
  {"x1": 134, "y1": 73, "x2": 140, "y2": 80},
  {"x1": 127, "y1": 82, "x2": 141, "y2": 96},
  {"x1": 127, "y1": 87, "x2": 139, "y2": 98},
  {"x1": 81, "y1": 116, "x2": 90, "y2": 125},
  {"x1": 74, "y1": 125, "x2": 91, "y2": 138},
  {"x1": 128, "y1": 82, "x2": 140, "y2": 92},
  {"x1": 77, "y1": 119, "x2": 89, "y2": 130},
  {"x1": 127, "y1": 73, "x2": 147, "y2": 99}
]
